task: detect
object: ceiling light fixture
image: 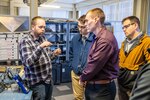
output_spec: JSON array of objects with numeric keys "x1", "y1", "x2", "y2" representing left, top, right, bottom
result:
[{"x1": 40, "y1": 4, "x2": 60, "y2": 8}]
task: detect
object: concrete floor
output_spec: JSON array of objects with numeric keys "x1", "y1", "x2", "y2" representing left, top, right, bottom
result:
[
  {"x1": 52, "y1": 81, "x2": 119, "y2": 100},
  {"x1": 53, "y1": 82, "x2": 73, "y2": 100}
]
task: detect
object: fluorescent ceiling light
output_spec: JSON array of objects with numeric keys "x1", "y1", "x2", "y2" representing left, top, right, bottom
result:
[{"x1": 40, "y1": 4, "x2": 60, "y2": 8}]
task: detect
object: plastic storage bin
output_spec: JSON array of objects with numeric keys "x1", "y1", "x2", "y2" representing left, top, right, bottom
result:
[{"x1": 52, "y1": 63, "x2": 61, "y2": 85}]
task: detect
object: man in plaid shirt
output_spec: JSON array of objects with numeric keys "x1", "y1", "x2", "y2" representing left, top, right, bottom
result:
[{"x1": 19, "y1": 16, "x2": 61, "y2": 100}]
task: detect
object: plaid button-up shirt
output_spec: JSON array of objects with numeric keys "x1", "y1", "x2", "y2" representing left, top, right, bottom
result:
[{"x1": 19, "y1": 33, "x2": 52, "y2": 86}]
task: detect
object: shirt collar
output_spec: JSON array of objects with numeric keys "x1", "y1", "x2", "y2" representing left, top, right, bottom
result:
[
  {"x1": 78, "y1": 32, "x2": 93, "y2": 42},
  {"x1": 126, "y1": 31, "x2": 143, "y2": 43},
  {"x1": 82, "y1": 33, "x2": 89, "y2": 38},
  {"x1": 94, "y1": 26, "x2": 106, "y2": 39}
]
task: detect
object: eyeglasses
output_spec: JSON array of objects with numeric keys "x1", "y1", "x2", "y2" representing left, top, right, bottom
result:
[
  {"x1": 38, "y1": 26, "x2": 46, "y2": 29},
  {"x1": 78, "y1": 25, "x2": 86, "y2": 29},
  {"x1": 122, "y1": 23, "x2": 134, "y2": 30}
]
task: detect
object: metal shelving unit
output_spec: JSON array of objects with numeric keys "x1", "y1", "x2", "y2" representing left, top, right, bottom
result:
[
  {"x1": 44, "y1": 19, "x2": 79, "y2": 83},
  {"x1": 45, "y1": 20, "x2": 79, "y2": 63}
]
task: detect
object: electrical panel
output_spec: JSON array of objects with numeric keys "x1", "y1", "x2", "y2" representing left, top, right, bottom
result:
[
  {"x1": 0, "y1": 33, "x2": 28, "y2": 65},
  {"x1": 0, "y1": 34, "x2": 18, "y2": 60}
]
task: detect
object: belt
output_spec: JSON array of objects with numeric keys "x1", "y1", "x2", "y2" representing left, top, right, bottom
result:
[{"x1": 88, "y1": 80, "x2": 113, "y2": 84}]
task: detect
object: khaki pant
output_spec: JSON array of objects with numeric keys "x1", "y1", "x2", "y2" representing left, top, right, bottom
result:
[{"x1": 71, "y1": 70, "x2": 84, "y2": 100}]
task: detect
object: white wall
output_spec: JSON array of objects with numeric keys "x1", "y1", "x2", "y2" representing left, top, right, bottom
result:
[
  {"x1": 18, "y1": 7, "x2": 69, "y2": 18},
  {"x1": 78, "y1": 4, "x2": 103, "y2": 16}
]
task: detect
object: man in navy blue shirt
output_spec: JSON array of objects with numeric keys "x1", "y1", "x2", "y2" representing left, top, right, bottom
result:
[{"x1": 69, "y1": 15, "x2": 93, "y2": 100}]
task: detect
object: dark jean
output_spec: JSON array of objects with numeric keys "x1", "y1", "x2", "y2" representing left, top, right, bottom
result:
[
  {"x1": 30, "y1": 81, "x2": 53, "y2": 100},
  {"x1": 85, "y1": 81, "x2": 116, "y2": 100}
]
